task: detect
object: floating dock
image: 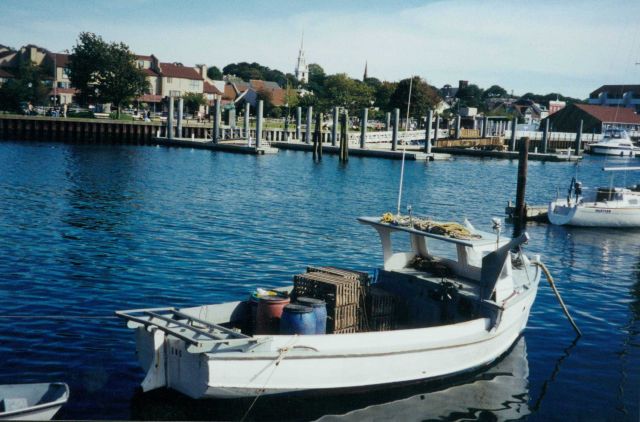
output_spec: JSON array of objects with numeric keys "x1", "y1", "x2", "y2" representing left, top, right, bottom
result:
[
  {"x1": 432, "y1": 147, "x2": 581, "y2": 162},
  {"x1": 272, "y1": 141, "x2": 451, "y2": 161},
  {"x1": 154, "y1": 137, "x2": 278, "y2": 155},
  {"x1": 505, "y1": 202, "x2": 549, "y2": 222}
]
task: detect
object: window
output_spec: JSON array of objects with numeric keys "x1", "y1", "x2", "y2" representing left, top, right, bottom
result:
[
  {"x1": 190, "y1": 80, "x2": 199, "y2": 90},
  {"x1": 167, "y1": 77, "x2": 173, "y2": 83}
]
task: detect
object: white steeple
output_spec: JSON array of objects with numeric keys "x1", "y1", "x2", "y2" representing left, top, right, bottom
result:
[{"x1": 295, "y1": 32, "x2": 308, "y2": 84}]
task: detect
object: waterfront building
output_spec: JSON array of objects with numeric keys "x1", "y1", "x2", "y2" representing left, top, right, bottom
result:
[
  {"x1": 548, "y1": 100, "x2": 566, "y2": 115},
  {"x1": 588, "y1": 85, "x2": 640, "y2": 112},
  {"x1": 294, "y1": 35, "x2": 308, "y2": 84},
  {"x1": 541, "y1": 103, "x2": 640, "y2": 133}
]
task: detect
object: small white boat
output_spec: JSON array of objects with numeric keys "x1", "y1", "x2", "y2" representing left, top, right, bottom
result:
[
  {"x1": 0, "y1": 383, "x2": 69, "y2": 421},
  {"x1": 117, "y1": 215, "x2": 541, "y2": 399},
  {"x1": 548, "y1": 167, "x2": 640, "y2": 227},
  {"x1": 589, "y1": 128, "x2": 637, "y2": 157}
]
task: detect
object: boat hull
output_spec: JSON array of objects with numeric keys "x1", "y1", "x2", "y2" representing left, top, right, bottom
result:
[
  {"x1": 590, "y1": 146, "x2": 635, "y2": 156},
  {"x1": 548, "y1": 200, "x2": 640, "y2": 227},
  {"x1": 134, "y1": 283, "x2": 538, "y2": 399},
  {"x1": 0, "y1": 383, "x2": 69, "y2": 421}
]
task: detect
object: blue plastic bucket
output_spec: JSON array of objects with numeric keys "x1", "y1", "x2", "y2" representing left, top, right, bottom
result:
[
  {"x1": 296, "y1": 297, "x2": 327, "y2": 334},
  {"x1": 280, "y1": 304, "x2": 316, "y2": 335}
]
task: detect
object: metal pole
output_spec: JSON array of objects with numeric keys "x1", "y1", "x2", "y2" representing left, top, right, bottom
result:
[
  {"x1": 244, "y1": 102, "x2": 250, "y2": 141},
  {"x1": 296, "y1": 106, "x2": 302, "y2": 140},
  {"x1": 177, "y1": 97, "x2": 183, "y2": 138},
  {"x1": 360, "y1": 108, "x2": 368, "y2": 149},
  {"x1": 305, "y1": 106, "x2": 313, "y2": 144},
  {"x1": 425, "y1": 109, "x2": 433, "y2": 154},
  {"x1": 167, "y1": 97, "x2": 174, "y2": 140},
  {"x1": 392, "y1": 108, "x2": 399, "y2": 151},
  {"x1": 405, "y1": 76, "x2": 413, "y2": 131},
  {"x1": 331, "y1": 106, "x2": 338, "y2": 146},
  {"x1": 255, "y1": 100, "x2": 263, "y2": 149},
  {"x1": 575, "y1": 119, "x2": 583, "y2": 155}
]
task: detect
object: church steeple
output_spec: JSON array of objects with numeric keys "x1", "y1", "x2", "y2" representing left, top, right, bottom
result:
[
  {"x1": 363, "y1": 61, "x2": 368, "y2": 81},
  {"x1": 295, "y1": 32, "x2": 308, "y2": 84}
]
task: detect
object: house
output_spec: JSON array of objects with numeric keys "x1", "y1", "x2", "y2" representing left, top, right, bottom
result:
[
  {"x1": 45, "y1": 51, "x2": 77, "y2": 105},
  {"x1": 540, "y1": 103, "x2": 640, "y2": 133},
  {"x1": 589, "y1": 85, "x2": 640, "y2": 112},
  {"x1": 0, "y1": 68, "x2": 14, "y2": 86}
]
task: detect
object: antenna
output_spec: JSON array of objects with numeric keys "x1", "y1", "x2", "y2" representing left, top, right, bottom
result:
[{"x1": 396, "y1": 147, "x2": 407, "y2": 216}]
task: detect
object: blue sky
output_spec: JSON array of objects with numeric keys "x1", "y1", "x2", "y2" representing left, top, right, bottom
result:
[{"x1": 2, "y1": 0, "x2": 639, "y2": 98}]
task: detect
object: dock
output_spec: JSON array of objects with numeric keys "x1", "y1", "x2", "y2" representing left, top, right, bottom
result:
[
  {"x1": 272, "y1": 141, "x2": 451, "y2": 161},
  {"x1": 153, "y1": 137, "x2": 278, "y2": 155},
  {"x1": 433, "y1": 147, "x2": 582, "y2": 162},
  {"x1": 505, "y1": 202, "x2": 549, "y2": 222}
]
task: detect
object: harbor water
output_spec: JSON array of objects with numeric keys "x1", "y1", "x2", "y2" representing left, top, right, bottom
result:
[{"x1": 0, "y1": 140, "x2": 638, "y2": 420}]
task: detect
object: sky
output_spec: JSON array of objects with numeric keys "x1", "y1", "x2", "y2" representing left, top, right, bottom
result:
[{"x1": 2, "y1": 0, "x2": 639, "y2": 99}]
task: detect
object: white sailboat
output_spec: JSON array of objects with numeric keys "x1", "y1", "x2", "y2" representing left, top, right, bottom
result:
[
  {"x1": 548, "y1": 166, "x2": 640, "y2": 227},
  {"x1": 116, "y1": 214, "x2": 541, "y2": 399},
  {"x1": 589, "y1": 128, "x2": 637, "y2": 157}
]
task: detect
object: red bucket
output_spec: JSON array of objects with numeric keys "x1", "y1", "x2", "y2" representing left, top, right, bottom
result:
[{"x1": 255, "y1": 295, "x2": 291, "y2": 334}]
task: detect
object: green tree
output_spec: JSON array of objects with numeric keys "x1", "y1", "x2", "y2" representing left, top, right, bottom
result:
[
  {"x1": 305, "y1": 63, "x2": 326, "y2": 97},
  {"x1": 322, "y1": 73, "x2": 374, "y2": 114},
  {"x1": 0, "y1": 61, "x2": 49, "y2": 112},
  {"x1": 374, "y1": 81, "x2": 397, "y2": 112},
  {"x1": 182, "y1": 92, "x2": 206, "y2": 114},
  {"x1": 482, "y1": 84, "x2": 508, "y2": 99},
  {"x1": 455, "y1": 84, "x2": 484, "y2": 109},
  {"x1": 222, "y1": 62, "x2": 287, "y2": 86},
  {"x1": 67, "y1": 32, "x2": 109, "y2": 105},
  {"x1": 68, "y1": 32, "x2": 148, "y2": 116},
  {"x1": 389, "y1": 77, "x2": 440, "y2": 119},
  {"x1": 97, "y1": 42, "x2": 149, "y2": 117},
  {"x1": 207, "y1": 66, "x2": 223, "y2": 80}
]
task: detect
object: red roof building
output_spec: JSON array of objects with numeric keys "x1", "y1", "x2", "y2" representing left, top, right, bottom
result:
[{"x1": 542, "y1": 103, "x2": 640, "y2": 133}]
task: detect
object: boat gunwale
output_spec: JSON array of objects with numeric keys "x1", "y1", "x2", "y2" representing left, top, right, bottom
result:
[{"x1": 0, "y1": 382, "x2": 69, "y2": 418}]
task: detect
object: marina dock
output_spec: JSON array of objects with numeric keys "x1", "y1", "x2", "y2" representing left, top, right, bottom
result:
[
  {"x1": 154, "y1": 137, "x2": 278, "y2": 155},
  {"x1": 272, "y1": 140, "x2": 451, "y2": 161},
  {"x1": 433, "y1": 147, "x2": 582, "y2": 162}
]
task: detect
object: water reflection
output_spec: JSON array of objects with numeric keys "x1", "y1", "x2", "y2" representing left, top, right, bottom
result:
[{"x1": 130, "y1": 337, "x2": 530, "y2": 421}]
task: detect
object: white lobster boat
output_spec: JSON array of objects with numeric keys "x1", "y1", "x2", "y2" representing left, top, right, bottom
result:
[
  {"x1": 589, "y1": 128, "x2": 637, "y2": 157},
  {"x1": 548, "y1": 167, "x2": 640, "y2": 227},
  {"x1": 117, "y1": 215, "x2": 541, "y2": 399}
]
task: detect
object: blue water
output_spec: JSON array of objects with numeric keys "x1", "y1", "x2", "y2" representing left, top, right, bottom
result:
[{"x1": 0, "y1": 141, "x2": 638, "y2": 420}]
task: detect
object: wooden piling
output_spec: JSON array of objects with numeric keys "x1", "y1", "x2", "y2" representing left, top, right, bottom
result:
[
  {"x1": 331, "y1": 107, "x2": 338, "y2": 146},
  {"x1": 313, "y1": 113, "x2": 322, "y2": 160},
  {"x1": 392, "y1": 108, "x2": 399, "y2": 151},
  {"x1": 514, "y1": 137, "x2": 530, "y2": 237},
  {"x1": 340, "y1": 111, "x2": 349, "y2": 162},
  {"x1": 360, "y1": 108, "x2": 368, "y2": 149},
  {"x1": 305, "y1": 106, "x2": 313, "y2": 144}
]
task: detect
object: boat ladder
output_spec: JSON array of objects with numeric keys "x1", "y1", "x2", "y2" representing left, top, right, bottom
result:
[{"x1": 115, "y1": 307, "x2": 271, "y2": 353}]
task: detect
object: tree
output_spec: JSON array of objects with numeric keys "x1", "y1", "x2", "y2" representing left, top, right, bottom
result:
[
  {"x1": 374, "y1": 81, "x2": 397, "y2": 112},
  {"x1": 482, "y1": 85, "x2": 508, "y2": 99},
  {"x1": 68, "y1": 32, "x2": 148, "y2": 116},
  {"x1": 207, "y1": 66, "x2": 223, "y2": 80},
  {"x1": 221, "y1": 62, "x2": 287, "y2": 86},
  {"x1": 97, "y1": 42, "x2": 149, "y2": 117},
  {"x1": 0, "y1": 61, "x2": 49, "y2": 112},
  {"x1": 455, "y1": 84, "x2": 484, "y2": 109},
  {"x1": 182, "y1": 92, "x2": 206, "y2": 114},
  {"x1": 389, "y1": 77, "x2": 440, "y2": 119},
  {"x1": 67, "y1": 32, "x2": 109, "y2": 105},
  {"x1": 305, "y1": 63, "x2": 326, "y2": 97},
  {"x1": 321, "y1": 73, "x2": 374, "y2": 114}
]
